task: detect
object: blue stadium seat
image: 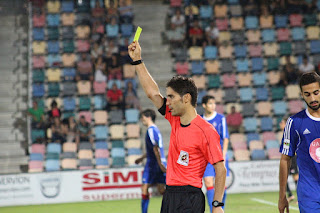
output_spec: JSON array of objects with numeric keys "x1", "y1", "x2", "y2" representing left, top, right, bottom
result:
[
  {"x1": 275, "y1": 15, "x2": 288, "y2": 28},
  {"x1": 260, "y1": 117, "x2": 273, "y2": 132},
  {"x1": 120, "y1": 24, "x2": 133, "y2": 37},
  {"x1": 30, "y1": 153, "x2": 43, "y2": 161},
  {"x1": 227, "y1": 150, "x2": 234, "y2": 161},
  {"x1": 96, "y1": 158, "x2": 109, "y2": 167},
  {"x1": 204, "y1": 46, "x2": 217, "y2": 59},
  {"x1": 262, "y1": 29, "x2": 275, "y2": 42},
  {"x1": 63, "y1": 82, "x2": 76, "y2": 96},
  {"x1": 199, "y1": 5, "x2": 213, "y2": 19},
  {"x1": 47, "y1": 14, "x2": 60, "y2": 27},
  {"x1": 246, "y1": 133, "x2": 260, "y2": 143},
  {"x1": 243, "y1": 117, "x2": 258, "y2": 132},
  {"x1": 251, "y1": 149, "x2": 266, "y2": 160},
  {"x1": 234, "y1": 45, "x2": 247, "y2": 58},
  {"x1": 94, "y1": 95, "x2": 106, "y2": 110},
  {"x1": 47, "y1": 54, "x2": 61, "y2": 67},
  {"x1": 255, "y1": 87, "x2": 268, "y2": 101},
  {"x1": 273, "y1": 101, "x2": 287, "y2": 116},
  {"x1": 239, "y1": 87, "x2": 253, "y2": 102},
  {"x1": 95, "y1": 141, "x2": 108, "y2": 149},
  {"x1": 125, "y1": 109, "x2": 139, "y2": 123},
  {"x1": 47, "y1": 41, "x2": 60, "y2": 54},
  {"x1": 33, "y1": 28, "x2": 45, "y2": 40},
  {"x1": 63, "y1": 97, "x2": 76, "y2": 111},
  {"x1": 310, "y1": 40, "x2": 320, "y2": 54},
  {"x1": 266, "y1": 140, "x2": 279, "y2": 150},
  {"x1": 253, "y1": 72, "x2": 267, "y2": 86},
  {"x1": 236, "y1": 59, "x2": 249, "y2": 72},
  {"x1": 128, "y1": 148, "x2": 142, "y2": 155},
  {"x1": 197, "y1": 90, "x2": 207, "y2": 104},
  {"x1": 251, "y1": 57, "x2": 264, "y2": 72},
  {"x1": 94, "y1": 126, "x2": 108, "y2": 140},
  {"x1": 63, "y1": 68, "x2": 76, "y2": 81},
  {"x1": 111, "y1": 148, "x2": 126, "y2": 157},
  {"x1": 61, "y1": 1, "x2": 74, "y2": 12},
  {"x1": 47, "y1": 143, "x2": 62, "y2": 154},
  {"x1": 191, "y1": 61, "x2": 204, "y2": 74},
  {"x1": 107, "y1": 79, "x2": 121, "y2": 89},
  {"x1": 245, "y1": 16, "x2": 258, "y2": 29},
  {"x1": 291, "y1": 27, "x2": 305, "y2": 41},
  {"x1": 32, "y1": 84, "x2": 45, "y2": 97},
  {"x1": 106, "y1": 24, "x2": 119, "y2": 38},
  {"x1": 45, "y1": 159, "x2": 60, "y2": 171}
]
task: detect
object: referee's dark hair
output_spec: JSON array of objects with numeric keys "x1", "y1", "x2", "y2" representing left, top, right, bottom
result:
[
  {"x1": 141, "y1": 109, "x2": 156, "y2": 122},
  {"x1": 299, "y1": 72, "x2": 320, "y2": 90},
  {"x1": 201, "y1": 95, "x2": 215, "y2": 105}
]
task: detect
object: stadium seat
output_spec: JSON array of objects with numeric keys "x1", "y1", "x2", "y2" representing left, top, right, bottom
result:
[
  {"x1": 248, "y1": 44, "x2": 262, "y2": 57},
  {"x1": 230, "y1": 17, "x2": 243, "y2": 30},
  {"x1": 291, "y1": 27, "x2": 305, "y2": 41},
  {"x1": 234, "y1": 45, "x2": 247, "y2": 58},
  {"x1": 247, "y1": 30, "x2": 261, "y2": 43},
  {"x1": 77, "y1": 81, "x2": 91, "y2": 95},
  {"x1": 289, "y1": 14, "x2": 303, "y2": 27},
  {"x1": 61, "y1": 1, "x2": 74, "y2": 12},
  {"x1": 47, "y1": 14, "x2": 60, "y2": 27},
  {"x1": 251, "y1": 58, "x2": 263, "y2": 72},
  {"x1": 45, "y1": 159, "x2": 60, "y2": 171},
  {"x1": 236, "y1": 59, "x2": 249, "y2": 72},
  {"x1": 175, "y1": 61, "x2": 189, "y2": 75},
  {"x1": 96, "y1": 158, "x2": 109, "y2": 169},
  {"x1": 256, "y1": 101, "x2": 272, "y2": 116},
  {"x1": 251, "y1": 149, "x2": 266, "y2": 160},
  {"x1": 30, "y1": 153, "x2": 44, "y2": 161},
  {"x1": 214, "y1": 5, "x2": 228, "y2": 18},
  {"x1": 106, "y1": 24, "x2": 119, "y2": 38},
  {"x1": 242, "y1": 103, "x2": 255, "y2": 117},
  {"x1": 273, "y1": 101, "x2": 287, "y2": 116},
  {"x1": 262, "y1": 132, "x2": 277, "y2": 144},
  {"x1": 266, "y1": 140, "x2": 280, "y2": 150},
  {"x1": 207, "y1": 75, "x2": 220, "y2": 88},
  {"x1": 126, "y1": 139, "x2": 141, "y2": 149},
  {"x1": 63, "y1": 97, "x2": 76, "y2": 111},
  {"x1": 199, "y1": 5, "x2": 212, "y2": 19},
  {"x1": 277, "y1": 28, "x2": 290, "y2": 42},
  {"x1": 232, "y1": 31, "x2": 245, "y2": 44},
  {"x1": 95, "y1": 149, "x2": 110, "y2": 158},
  {"x1": 234, "y1": 150, "x2": 250, "y2": 161},
  {"x1": 245, "y1": 16, "x2": 258, "y2": 29},
  {"x1": 243, "y1": 117, "x2": 258, "y2": 132},
  {"x1": 63, "y1": 142, "x2": 77, "y2": 153},
  {"x1": 220, "y1": 59, "x2": 233, "y2": 73},
  {"x1": 304, "y1": 13, "x2": 317, "y2": 26},
  {"x1": 109, "y1": 110, "x2": 123, "y2": 124},
  {"x1": 293, "y1": 41, "x2": 307, "y2": 55},
  {"x1": 224, "y1": 88, "x2": 238, "y2": 103},
  {"x1": 47, "y1": 83, "x2": 60, "y2": 97},
  {"x1": 260, "y1": 117, "x2": 273, "y2": 132},
  {"x1": 246, "y1": 133, "x2": 260, "y2": 143},
  {"x1": 238, "y1": 73, "x2": 252, "y2": 87},
  {"x1": 271, "y1": 86, "x2": 285, "y2": 100},
  {"x1": 31, "y1": 143, "x2": 45, "y2": 154},
  {"x1": 229, "y1": 5, "x2": 242, "y2": 16},
  {"x1": 204, "y1": 46, "x2": 217, "y2": 60},
  {"x1": 279, "y1": 42, "x2": 292, "y2": 55},
  {"x1": 260, "y1": 15, "x2": 273, "y2": 29},
  {"x1": 191, "y1": 61, "x2": 205, "y2": 74},
  {"x1": 127, "y1": 148, "x2": 142, "y2": 156},
  {"x1": 275, "y1": 15, "x2": 288, "y2": 28},
  {"x1": 63, "y1": 40, "x2": 75, "y2": 53},
  {"x1": 110, "y1": 124, "x2": 125, "y2": 139},
  {"x1": 286, "y1": 84, "x2": 300, "y2": 99},
  {"x1": 32, "y1": 56, "x2": 45, "y2": 69},
  {"x1": 62, "y1": 68, "x2": 76, "y2": 81},
  {"x1": 255, "y1": 87, "x2": 268, "y2": 101},
  {"x1": 47, "y1": 41, "x2": 59, "y2": 54},
  {"x1": 112, "y1": 157, "x2": 125, "y2": 167},
  {"x1": 268, "y1": 71, "x2": 280, "y2": 85},
  {"x1": 126, "y1": 124, "x2": 140, "y2": 138},
  {"x1": 310, "y1": 40, "x2": 320, "y2": 54},
  {"x1": 249, "y1": 140, "x2": 264, "y2": 151},
  {"x1": 95, "y1": 141, "x2": 108, "y2": 150},
  {"x1": 94, "y1": 95, "x2": 106, "y2": 110},
  {"x1": 61, "y1": 158, "x2": 77, "y2": 170},
  {"x1": 306, "y1": 26, "x2": 320, "y2": 40},
  {"x1": 253, "y1": 72, "x2": 266, "y2": 86},
  {"x1": 32, "y1": 84, "x2": 45, "y2": 97},
  {"x1": 63, "y1": 82, "x2": 77, "y2": 96},
  {"x1": 111, "y1": 147, "x2": 126, "y2": 158},
  {"x1": 79, "y1": 159, "x2": 93, "y2": 170},
  {"x1": 267, "y1": 58, "x2": 279, "y2": 71},
  {"x1": 197, "y1": 90, "x2": 207, "y2": 104},
  {"x1": 47, "y1": 143, "x2": 62, "y2": 154},
  {"x1": 127, "y1": 155, "x2": 140, "y2": 167},
  {"x1": 267, "y1": 148, "x2": 281, "y2": 159},
  {"x1": 263, "y1": 43, "x2": 278, "y2": 57},
  {"x1": 120, "y1": 24, "x2": 133, "y2": 37},
  {"x1": 94, "y1": 126, "x2": 109, "y2": 140},
  {"x1": 28, "y1": 160, "x2": 43, "y2": 172},
  {"x1": 288, "y1": 100, "x2": 304, "y2": 114},
  {"x1": 222, "y1": 74, "x2": 236, "y2": 88},
  {"x1": 48, "y1": 27, "x2": 60, "y2": 40},
  {"x1": 93, "y1": 111, "x2": 108, "y2": 125},
  {"x1": 219, "y1": 31, "x2": 231, "y2": 43},
  {"x1": 207, "y1": 89, "x2": 223, "y2": 103},
  {"x1": 33, "y1": 28, "x2": 45, "y2": 41},
  {"x1": 262, "y1": 29, "x2": 275, "y2": 42},
  {"x1": 32, "y1": 69, "x2": 45, "y2": 83},
  {"x1": 76, "y1": 40, "x2": 90, "y2": 52},
  {"x1": 239, "y1": 87, "x2": 253, "y2": 102},
  {"x1": 188, "y1": 47, "x2": 203, "y2": 60},
  {"x1": 33, "y1": 14, "x2": 45, "y2": 27}
]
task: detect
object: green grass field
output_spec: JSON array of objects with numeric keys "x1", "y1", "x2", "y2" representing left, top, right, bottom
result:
[{"x1": 0, "y1": 191, "x2": 299, "y2": 213}]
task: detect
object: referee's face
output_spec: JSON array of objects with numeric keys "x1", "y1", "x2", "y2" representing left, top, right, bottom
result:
[
  {"x1": 301, "y1": 82, "x2": 320, "y2": 111},
  {"x1": 166, "y1": 87, "x2": 185, "y2": 116}
]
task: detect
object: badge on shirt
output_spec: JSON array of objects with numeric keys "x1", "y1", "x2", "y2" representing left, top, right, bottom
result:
[
  {"x1": 309, "y1": 138, "x2": 320, "y2": 163},
  {"x1": 283, "y1": 139, "x2": 290, "y2": 150},
  {"x1": 177, "y1": 150, "x2": 189, "y2": 166}
]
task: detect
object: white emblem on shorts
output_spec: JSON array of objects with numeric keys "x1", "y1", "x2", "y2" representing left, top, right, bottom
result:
[{"x1": 177, "y1": 150, "x2": 189, "y2": 166}]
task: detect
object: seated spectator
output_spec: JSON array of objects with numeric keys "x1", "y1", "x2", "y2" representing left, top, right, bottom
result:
[
  {"x1": 118, "y1": 0, "x2": 133, "y2": 23},
  {"x1": 76, "y1": 53, "x2": 94, "y2": 82},
  {"x1": 91, "y1": 42, "x2": 103, "y2": 61},
  {"x1": 51, "y1": 117, "x2": 66, "y2": 143},
  {"x1": 92, "y1": 0, "x2": 104, "y2": 18},
  {"x1": 107, "y1": 54, "x2": 122, "y2": 79},
  {"x1": 119, "y1": 38, "x2": 131, "y2": 64},
  {"x1": 243, "y1": 0, "x2": 259, "y2": 16},
  {"x1": 299, "y1": 55, "x2": 315, "y2": 74},
  {"x1": 287, "y1": 0, "x2": 315, "y2": 14},
  {"x1": 124, "y1": 81, "x2": 141, "y2": 110},
  {"x1": 270, "y1": 0, "x2": 286, "y2": 14},
  {"x1": 47, "y1": 100, "x2": 61, "y2": 125},
  {"x1": 171, "y1": 9, "x2": 185, "y2": 29},
  {"x1": 106, "y1": 1, "x2": 119, "y2": 23},
  {"x1": 76, "y1": 116, "x2": 93, "y2": 145},
  {"x1": 62, "y1": 116, "x2": 77, "y2": 142},
  {"x1": 106, "y1": 82, "x2": 123, "y2": 110},
  {"x1": 28, "y1": 101, "x2": 45, "y2": 129},
  {"x1": 104, "y1": 39, "x2": 119, "y2": 57},
  {"x1": 279, "y1": 55, "x2": 299, "y2": 86},
  {"x1": 94, "y1": 55, "x2": 107, "y2": 82},
  {"x1": 106, "y1": 17, "x2": 119, "y2": 38},
  {"x1": 188, "y1": 19, "x2": 204, "y2": 47},
  {"x1": 205, "y1": 21, "x2": 219, "y2": 46},
  {"x1": 185, "y1": 5, "x2": 198, "y2": 34},
  {"x1": 226, "y1": 106, "x2": 243, "y2": 134},
  {"x1": 166, "y1": 23, "x2": 185, "y2": 48}
]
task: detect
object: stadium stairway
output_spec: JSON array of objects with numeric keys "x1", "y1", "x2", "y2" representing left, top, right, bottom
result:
[
  {"x1": 133, "y1": 0, "x2": 172, "y2": 153},
  {"x1": 0, "y1": 1, "x2": 29, "y2": 174}
]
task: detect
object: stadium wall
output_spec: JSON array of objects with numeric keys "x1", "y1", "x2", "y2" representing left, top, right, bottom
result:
[{"x1": 0, "y1": 160, "x2": 295, "y2": 207}]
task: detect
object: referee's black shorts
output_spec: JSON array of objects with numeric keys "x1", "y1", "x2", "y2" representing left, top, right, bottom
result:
[{"x1": 160, "y1": 185, "x2": 205, "y2": 213}]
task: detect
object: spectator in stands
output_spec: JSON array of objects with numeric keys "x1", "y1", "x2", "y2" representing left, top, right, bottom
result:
[
  {"x1": 226, "y1": 106, "x2": 243, "y2": 134},
  {"x1": 299, "y1": 55, "x2": 315, "y2": 74},
  {"x1": 124, "y1": 81, "x2": 141, "y2": 110},
  {"x1": 51, "y1": 117, "x2": 66, "y2": 143},
  {"x1": 76, "y1": 53, "x2": 94, "y2": 82},
  {"x1": 287, "y1": 0, "x2": 314, "y2": 13},
  {"x1": 94, "y1": 55, "x2": 107, "y2": 82},
  {"x1": 188, "y1": 19, "x2": 204, "y2": 47},
  {"x1": 166, "y1": 23, "x2": 186, "y2": 49},
  {"x1": 107, "y1": 53, "x2": 122, "y2": 79},
  {"x1": 92, "y1": 20, "x2": 104, "y2": 41},
  {"x1": 280, "y1": 55, "x2": 299, "y2": 86},
  {"x1": 106, "y1": 82, "x2": 123, "y2": 110},
  {"x1": 185, "y1": 5, "x2": 198, "y2": 34},
  {"x1": 47, "y1": 100, "x2": 61, "y2": 125},
  {"x1": 62, "y1": 116, "x2": 77, "y2": 142},
  {"x1": 106, "y1": 1, "x2": 119, "y2": 23},
  {"x1": 76, "y1": 115, "x2": 93, "y2": 145},
  {"x1": 171, "y1": 9, "x2": 185, "y2": 29},
  {"x1": 118, "y1": 0, "x2": 133, "y2": 23},
  {"x1": 270, "y1": 0, "x2": 286, "y2": 14},
  {"x1": 104, "y1": 39, "x2": 119, "y2": 57},
  {"x1": 28, "y1": 101, "x2": 45, "y2": 129},
  {"x1": 205, "y1": 21, "x2": 219, "y2": 46},
  {"x1": 243, "y1": 0, "x2": 259, "y2": 16},
  {"x1": 119, "y1": 38, "x2": 131, "y2": 65},
  {"x1": 92, "y1": 0, "x2": 104, "y2": 18},
  {"x1": 91, "y1": 42, "x2": 103, "y2": 61}
]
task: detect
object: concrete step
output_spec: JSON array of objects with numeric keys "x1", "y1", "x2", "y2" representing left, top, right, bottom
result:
[
  {"x1": 1, "y1": 141, "x2": 22, "y2": 149},
  {"x1": 0, "y1": 156, "x2": 28, "y2": 167},
  {"x1": 0, "y1": 166, "x2": 22, "y2": 175},
  {"x1": 0, "y1": 148, "x2": 25, "y2": 157}
]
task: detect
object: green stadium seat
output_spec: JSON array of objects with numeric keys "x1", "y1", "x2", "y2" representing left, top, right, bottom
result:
[
  {"x1": 207, "y1": 75, "x2": 220, "y2": 88},
  {"x1": 267, "y1": 58, "x2": 279, "y2": 70},
  {"x1": 32, "y1": 69, "x2": 45, "y2": 82},
  {"x1": 79, "y1": 96, "x2": 91, "y2": 111},
  {"x1": 304, "y1": 14, "x2": 317, "y2": 26},
  {"x1": 112, "y1": 157, "x2": 125, "y2": 168},
  {"x1": 279, "y1": 42, "x2": 292, "y2": 55},
  {"x1": 271, "y1": 86, "x2": 285, "y2": 100},
  {"x1": 48, "y1": 83, "x2": 60, "y2": 97}
]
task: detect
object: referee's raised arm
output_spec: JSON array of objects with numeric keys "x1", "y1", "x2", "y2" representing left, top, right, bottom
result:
[{"x1": 128, "y1": 41, "x2": 164, "y2": 109}]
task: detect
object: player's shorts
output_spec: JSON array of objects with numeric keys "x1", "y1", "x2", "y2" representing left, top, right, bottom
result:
[
  {"x1": 160, "y1": 185, "x2": 205, "y2": 213},
  {"x1": 203, "y1": 156, "x2": 229, "y2": 178},
  {"x1": 289, "y1": 155, "x2": 299, "y2": 175},
  {"x1": 298, "y1": 200, "x2": 320, "y2": 213},
  {"x1": 142, "y1": 162, "x2": 166, "y2": 184}
]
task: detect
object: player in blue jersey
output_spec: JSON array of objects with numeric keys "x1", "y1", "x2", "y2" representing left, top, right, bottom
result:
[
  {"x1": 135, "y1": 109, "x2": 166, "y2": 213},
  {"x1": 279, "y1": 72, "x2": 320, "y2": 213},
  {"x1": 201, "y1": 95, "x2": 229, "y2": 212}
]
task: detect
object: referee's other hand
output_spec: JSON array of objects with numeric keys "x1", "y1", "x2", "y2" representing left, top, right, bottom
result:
[{"x1": 128, "y1": 41, "x2": 142, "y2": 61}]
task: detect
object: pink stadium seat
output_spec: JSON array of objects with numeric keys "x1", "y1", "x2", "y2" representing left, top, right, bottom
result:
[
  {"x1": 215, "y1": 104, "x2": 224, "y2": 114},
  {"x1": 248, "y1": 44, "x2": 262, "y2": 57},
  {"x1": 222, "y1": 74, "x2": 236, "y2": 88},
  {"x1": 216, "y1": 18, "x2": 228, "y2": 31},
  {"x1": 95, "y1": 149, "x2": 110, "y2": 158},
  {"x1": 262, "y1": 132, "x2": 276, "y2": 145},
  {"x1": 31, "y1": 144, "x2": 45, "y2": 155},
  {"x1": 32, "y1": 56, "x2": 46, "y2": 68},
  {"x1": 78, "y1": 111, "x2": 92, "y2": 123},
  {"x1": 230, "y1": 133, "x2": 246, "y2": 145},
  {"x1": 93, "y1": 81, "x2": 107, "y2": 94},
  {"x1": 277, "y1": 28, "x2": 290, "y2": 41},
  {"x1": 231, "y1": 141, "x2": 248, "y2": 151},
  {"x1": 76, "y1": 40, "x2": 90, "y2": 52},
  {"x1": 33, "y1": 14, "x2": 45, "y2": 27},
  {"x1": 175, "y1": 61, "x2": 189, "y2": 75},
  {"x1": 267, "y1": 148, "x2": 281, "y2": 159},
  {"x1": 288, "y1": 100, "x2": 304, "y2": 114},
  {"x1": 28, "y1": 161, "x2": 43, "y2": 172},
  {"x1": 170, "y1": 0, "x2": 182, "y2": 7},
  {"x1": 79, "y1": 166, "x2": 93, "y2": 170},
  {"x1": 289, "y1": 14, "x2": 303, "y2": 27}
]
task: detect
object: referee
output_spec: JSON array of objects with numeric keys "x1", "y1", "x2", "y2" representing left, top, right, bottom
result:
[{"x1": 128, "y1": 41, "x2": 226, "y2": 213}]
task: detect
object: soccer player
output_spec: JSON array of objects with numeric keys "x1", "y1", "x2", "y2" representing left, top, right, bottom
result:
[
  {"x1": 128, "y1": 41, "x2": 226, "y2": 213},
  {"x1": 201, "y1": 95, "x2": 229, "y2": 212},
  {"x1": 135, "y1": 109, "x2": 167, "y2": 213},
  {"x1": 278, "y1": 72, "x2": 320, "y2": 213}
]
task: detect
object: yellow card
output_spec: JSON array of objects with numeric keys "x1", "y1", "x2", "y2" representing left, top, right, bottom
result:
[{"x1": 133, "y1": 26, "x2": 142, "y2": 41}]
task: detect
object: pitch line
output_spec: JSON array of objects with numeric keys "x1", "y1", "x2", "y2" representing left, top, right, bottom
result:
[{"x1": 251, "y1": 198, "x2": 299, "y2": 211}]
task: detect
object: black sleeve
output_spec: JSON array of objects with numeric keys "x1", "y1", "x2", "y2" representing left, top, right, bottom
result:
[{"x1": 158, "y1": 98, "x2": 167, "y2": 116}]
